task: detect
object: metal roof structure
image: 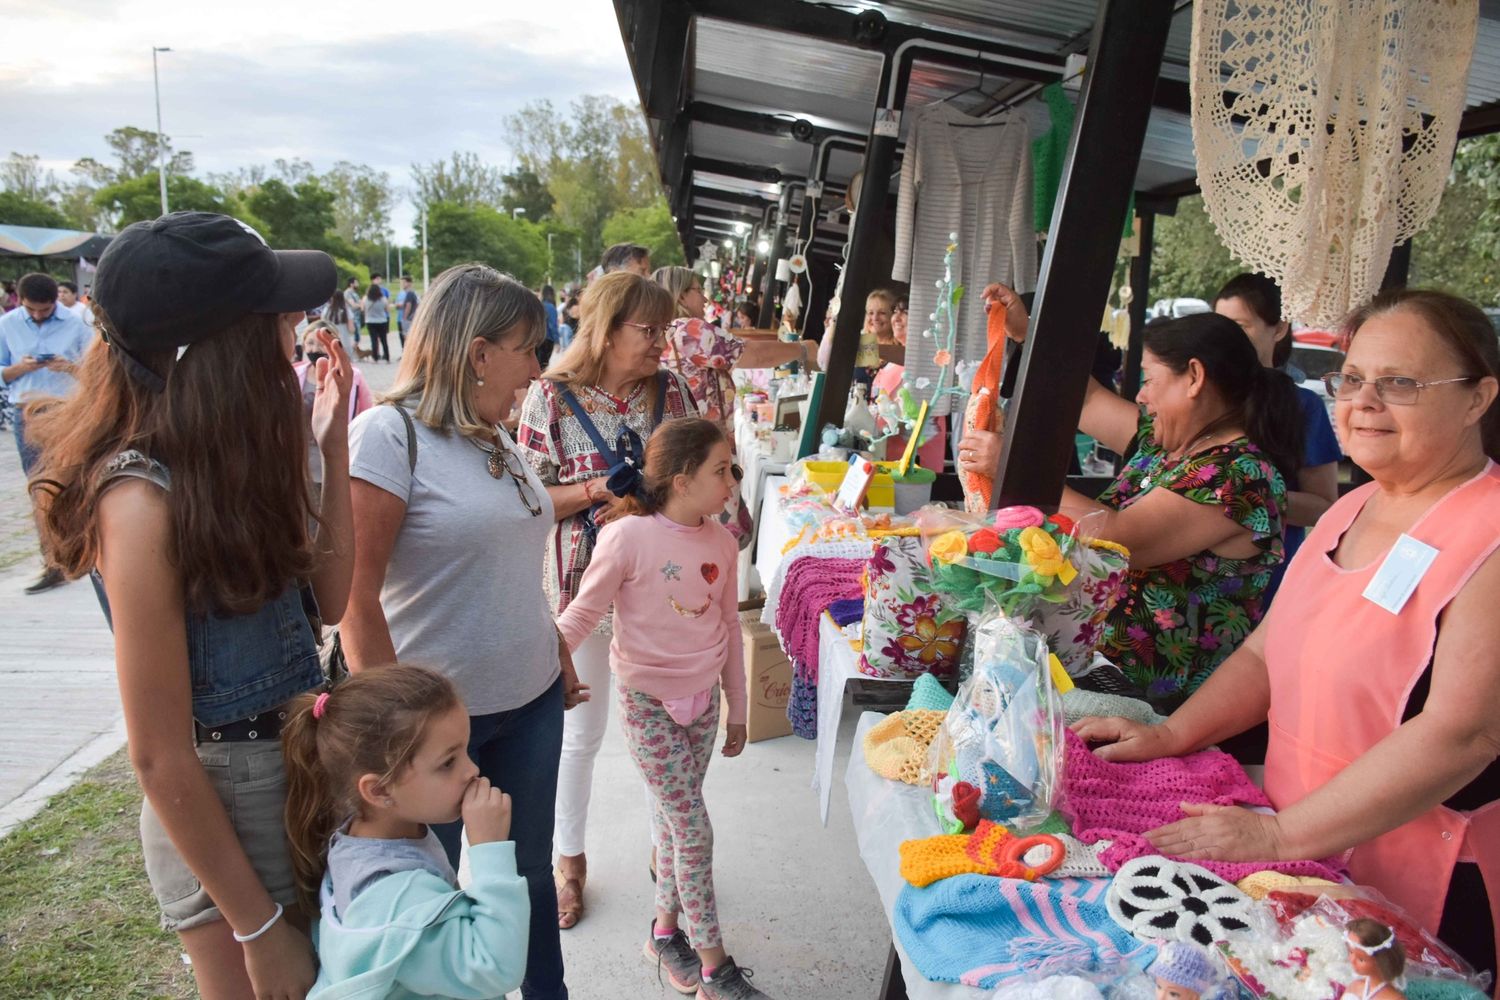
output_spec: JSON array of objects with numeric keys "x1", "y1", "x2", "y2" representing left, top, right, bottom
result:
[
  {"x1": 617, "y1": 0, "x2": 1500, "y2": 263},
  {"x1": 612, "y1": 0, "x2": 1500, "y2": 529}
]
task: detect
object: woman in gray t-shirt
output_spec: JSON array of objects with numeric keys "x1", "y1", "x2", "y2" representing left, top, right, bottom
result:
[{"x1": 343, "y1": 264, "x2": 585, "y2": 1000}]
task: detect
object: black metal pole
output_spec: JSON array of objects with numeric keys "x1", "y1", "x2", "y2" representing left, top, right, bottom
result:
[
  {"x1": 815, "y1": 74, "x2": 900, "y2": 431},
  {"x1": 1121, "y1": 209, "x2": 1154, "y2": 401},
  {"x1": 758, "y1": 186, "x2": 793, "y2": 328},
  {"x1": 1381, "y1": 239, "x2": 1412, "y2": 291},
  {"x1": 994, "y1": 0, "x2": 1174, "y2": 509}
]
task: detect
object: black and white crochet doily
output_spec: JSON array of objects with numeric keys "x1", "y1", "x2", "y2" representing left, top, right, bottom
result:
[{"x1": 1106, "y1": 856, "x2": 1256, "y2": 946}]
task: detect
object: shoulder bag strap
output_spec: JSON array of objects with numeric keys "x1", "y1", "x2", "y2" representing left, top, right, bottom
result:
[
  {"x1": 389, "y1": 402, "x2": 418, "y2": 474},
  {"x1": 555, "y1": 383, "x2": 621, "y2": 466},
  {"x1": 653, "y1": 369, "x2": 668, "y2": 426}
]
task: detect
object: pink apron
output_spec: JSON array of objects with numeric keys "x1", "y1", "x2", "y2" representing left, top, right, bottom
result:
[{"x1": 1263, "y1": 462, "x2": 1500, "y2": 965}]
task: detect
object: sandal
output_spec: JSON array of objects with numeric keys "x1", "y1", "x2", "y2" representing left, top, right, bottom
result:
[{"x1": 555, "y1": 859, "x2": 586, "y2": 930}]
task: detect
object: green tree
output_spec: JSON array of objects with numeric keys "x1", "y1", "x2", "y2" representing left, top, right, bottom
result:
[
  {"x1": 410, "y1": 152, "x2": 506, "y2": 214},
  {"x1": 323, "y1": 162, "x2": 395, "y2": 245},
  {"x1": 425, "y1": 202, "x2": 547, "y2": 286},
  {"x1": 245, "y1": 177, "x2": 347, "y2": 255},
  {"x1": 1148, "y1": 195, "x2": 1245, "y2": 304},
  {"x1": 505, "y1": 95, "x2": 662, "y2": 260},
  {"x1": 94, "y1": 172, "x2": 228, "y2": 227},
  {"x1": 501, "y1": 168, "x2": 554, "y2": 222},
  {"x1": 601, "y1": 199, "x2": 684, "y2": 268},
  {"x1": 1, "y1": 153, "x2": 58, "y2": 203},
  {"x1": 1412, "y1": 134, "x2": 1500, "y2": 307},
  {"x1": 0, "y1": 190, "x2": 68, "y2": 228},
  {"x1": 96, "y1": 126, "x2": 194, "y2": 182}
]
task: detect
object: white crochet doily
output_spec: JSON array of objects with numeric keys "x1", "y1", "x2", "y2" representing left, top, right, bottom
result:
[{"x1": 1190, "y1": 1, "x2": 1478, "y2": 327}]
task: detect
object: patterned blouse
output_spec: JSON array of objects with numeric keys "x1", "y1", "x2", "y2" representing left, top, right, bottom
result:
[
  {"x1": 517, "y1": 372, "x2": 700, "y2": 633},
  {"x1": 664, "y1": 317, "x2": 744, "y2": 434},
  {"x1": 1095, "y1": 411, "x2": 1287, "y2": 709}
]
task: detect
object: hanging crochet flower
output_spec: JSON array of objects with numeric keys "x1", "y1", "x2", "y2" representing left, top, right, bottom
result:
[
  {"x1": 933, "y1": 349, "x2": 952, "y2": 367},
  {"x1": 992, "y1": 506, "x2": 1046, "y2": 531},
  {"x1": 1018, "y1": 527, "x2": 1077, "y2": 585},
  {"x1": 1047, "y1": 512, "x2": 1076, "y2": 534},
  {"x1": 968, "y1": 527, "x2": 1003, "y2": 555},
  {"x1": 897, "y1": 614, "x2": 965, "y2": 667},
  {"x1": 929, "y1": 530, "x2": 970, "y2": 565}
]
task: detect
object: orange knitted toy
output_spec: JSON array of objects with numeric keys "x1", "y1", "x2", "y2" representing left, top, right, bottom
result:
[
  {"x1": 962, "y1": 301, "x2": 1007, "y2": 514},
  {"x1": 899, "y1": 820, "x2": 1065, "y2": 888}
]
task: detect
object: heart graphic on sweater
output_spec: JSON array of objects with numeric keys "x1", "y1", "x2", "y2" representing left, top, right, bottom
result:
[{"x1": 700, "y1": 563, "x2": 719, "y2": 584}]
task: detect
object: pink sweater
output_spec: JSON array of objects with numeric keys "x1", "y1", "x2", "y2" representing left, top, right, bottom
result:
[{"x1": 556, "y1": 513, "x2": 746, "y2": 725}]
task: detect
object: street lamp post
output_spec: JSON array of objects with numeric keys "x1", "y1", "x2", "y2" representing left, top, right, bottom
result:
[
  {"x1": 511, "y1": 207, "x2": 526, "y2": 220},
  {"x1": 152, "y1": 46, "x2": 172, "y2": 217},
  {"x1": 546, "y1": 232, "x2": 554, "y2": 286},
  {"x1": 421, "y1": 210, "x2": 430, "y2": 289}
]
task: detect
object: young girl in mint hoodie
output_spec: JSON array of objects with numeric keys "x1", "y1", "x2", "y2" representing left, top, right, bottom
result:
[
  {"x1": 557, "y1": 417, "x2": 775, "y2": 1000},
  {"x1": 281, "y1": 664, "x2": 530, "y2": 999}
]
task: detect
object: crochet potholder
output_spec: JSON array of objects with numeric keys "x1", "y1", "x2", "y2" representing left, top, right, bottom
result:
[
  {"x1": 863, "y1": 710, "x2": 947, "y2": 785},
  {"x1": 1106, "y1": 856, "x2": 1256, "y2": 947}
]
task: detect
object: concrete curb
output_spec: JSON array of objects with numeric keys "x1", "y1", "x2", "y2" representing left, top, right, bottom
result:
[{"x1": 0, "y1": 715, "x2": 127, "y2": 839}]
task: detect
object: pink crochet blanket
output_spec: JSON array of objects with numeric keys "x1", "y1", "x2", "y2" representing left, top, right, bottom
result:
[
  {"x1": 1060, "y1": 729, "x2": 1347, "y2": 883},
  {"x1": 774, "y1": 556, "x2": 866, "y2": 674}
]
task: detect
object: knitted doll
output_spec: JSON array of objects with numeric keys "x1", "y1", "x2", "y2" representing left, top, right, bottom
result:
[
  {"x1": 1345, "y1": 918, "x2": 1406, "y2": 1000},
  {"x1": 1149, "y1": 941, "x2": 1222, "y2": 1000}
]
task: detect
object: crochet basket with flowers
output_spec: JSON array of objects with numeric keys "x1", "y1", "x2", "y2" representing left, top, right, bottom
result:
[{"x1": 918, "y1": 507, "x2": 1130, "y2": 675}]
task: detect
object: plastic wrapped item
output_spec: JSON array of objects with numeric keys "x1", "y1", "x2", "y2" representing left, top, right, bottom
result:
[
  {"x1": 916, "y1": 506, "x2": 1130, "y2": 674},
  {"x1": 926, "y1": 608, "x2": 1063, "y2": 831},
  {"x1": 1262, "y1": 888, "x2": 1489, "y2": 993}
]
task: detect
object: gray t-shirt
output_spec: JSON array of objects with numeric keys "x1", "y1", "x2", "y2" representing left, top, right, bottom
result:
[
  {"x1": 349, "y1": 405, "x2": 559, "y2": 714},
  {"x1": 326, "y1": 821, "x2": 455, "y2": 919}
]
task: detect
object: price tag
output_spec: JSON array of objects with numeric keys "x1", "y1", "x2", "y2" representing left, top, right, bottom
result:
[
  {"x1": 1362, "y1": 534, "x2": 1440, "y2": 615},
  {"x1": 873, "y1": 108, "x2": 902, "y2": 138},
  {"x1": 833, "y1": 456, "x2": 876, "y2": 514}
]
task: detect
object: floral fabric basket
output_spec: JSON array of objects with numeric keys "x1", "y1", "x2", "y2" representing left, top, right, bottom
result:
[{"x1": 858, "y1": 534, "x2": 967, "y2": 680}]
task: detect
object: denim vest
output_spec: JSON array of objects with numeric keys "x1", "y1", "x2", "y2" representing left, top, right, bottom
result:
[{"x1": 96, "y1": 451, "x2": 324, "y2": 727}]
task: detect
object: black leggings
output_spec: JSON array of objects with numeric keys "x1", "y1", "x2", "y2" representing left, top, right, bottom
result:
[{"x1": 367, "y1": 321, "x2": 390, "y2": 361}]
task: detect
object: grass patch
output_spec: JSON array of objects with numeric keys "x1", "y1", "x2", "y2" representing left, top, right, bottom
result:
[{"x1": 0, "y1": 752, "x2": 193, "y2": 999}]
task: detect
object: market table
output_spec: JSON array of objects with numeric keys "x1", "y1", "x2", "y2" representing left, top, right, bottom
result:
[
  {"x1": 814, "y1": 615, "x2": 913, "y2": 824},
  {"x1": 846, "y1": 710, "x2": 986, "y2": 1000}
]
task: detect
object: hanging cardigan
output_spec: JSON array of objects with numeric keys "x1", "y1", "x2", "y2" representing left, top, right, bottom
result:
[{"x1": 893, "y1": 102, "x2": 1037, "y2": 416}]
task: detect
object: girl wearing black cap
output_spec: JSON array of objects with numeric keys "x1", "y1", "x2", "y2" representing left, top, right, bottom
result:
[{"x1": 27, "y1": 212, "x2": 354, "y2": 1000}]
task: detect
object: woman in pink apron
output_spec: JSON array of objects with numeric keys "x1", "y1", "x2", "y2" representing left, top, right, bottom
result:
[{"x1": 1077, "y1": 289, "x2": 1500, "y2": 981}]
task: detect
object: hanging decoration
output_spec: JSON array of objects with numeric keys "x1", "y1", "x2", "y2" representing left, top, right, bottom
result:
[{"x1": 1190, "y1": 1, "x2": 1477, "y2": 327}]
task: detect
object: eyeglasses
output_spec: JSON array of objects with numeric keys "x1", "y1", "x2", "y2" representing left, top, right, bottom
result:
[
  {"x1": 486, "y1": 442, "x2": 544, "y2": 516},
  {"x1": 621, "y1": 321, "x2": 670, "y2": 341},
  {"x1": 1321, "y1": 372, "x2": 1477, "y2": 405}
]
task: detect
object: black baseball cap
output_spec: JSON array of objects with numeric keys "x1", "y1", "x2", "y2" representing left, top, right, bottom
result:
[{"x1": 94, "y1": 211, "x2": 336, "y2": 391}]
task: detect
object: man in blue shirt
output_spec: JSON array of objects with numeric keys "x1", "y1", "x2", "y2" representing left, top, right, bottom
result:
[
  {"x1": 395, "y1": 274, "x2": 419, "y2": 347},
  {"x1": 0, "y1": 272, "x2": 95, "y2": 593}
]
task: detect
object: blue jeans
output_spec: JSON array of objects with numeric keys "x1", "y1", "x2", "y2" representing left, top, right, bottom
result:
[
  {"x1": 434, "y1": 676, "x2": 568, "y2": 1000},
  {"x1": 12, "y1": 409, "x2": 41, "y2": 474}
]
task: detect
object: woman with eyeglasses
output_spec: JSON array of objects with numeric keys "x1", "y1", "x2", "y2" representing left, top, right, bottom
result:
[
  {"x1": 960, "y1": 284, "x2": 1305, "y2": 712},
  {"x1": 341, "y1": 264, "x2": 581, "y2": 1000},
  {"x1": 517, "y1": 271, "x2": 701, "y2": 931},
  {"x1": 1076, "y1": 288, "x2": 1500, "y2": 981}
]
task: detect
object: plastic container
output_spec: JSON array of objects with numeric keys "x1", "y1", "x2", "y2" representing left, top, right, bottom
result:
[
  {"x1": 879, "y1": 462, "x2": 938, "y2": 514},
  {"x1": 801, "y1": 459, "x2": 896, "y2": 509}
]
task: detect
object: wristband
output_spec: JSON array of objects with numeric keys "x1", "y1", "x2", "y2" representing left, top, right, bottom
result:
[{"x1": 232, "y1": 902, "x2": 284, "y2": 943}]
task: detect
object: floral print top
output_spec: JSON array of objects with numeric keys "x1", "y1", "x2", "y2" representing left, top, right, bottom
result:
[
  {"x1": 516, "y1": 372, "x2": 700, "y2": 634},
  {"x1": 1094, "y1": 411, "x2": 1287, "y2": 709},
  {"x1": 665, "y1": 317, "x2": 744, "y2": 434}
]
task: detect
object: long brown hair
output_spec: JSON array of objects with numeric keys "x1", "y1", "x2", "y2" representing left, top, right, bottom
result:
[
  {"x1": 1345, "y1": 917, "x2": 1406, "y2": 983},
  {"x1": 28, "y1": 308, "x2": 318, "y2": 614},
  {"x1": 281, "y1": 665, "x2": 461, "y2": 906},
  {"x1": 1342, "y1": 288, "x2": 1500, "y2": 460},
  {"x1": 619, "y1": 417, "x2": 727, "y2": 517},
  {"x1": 542, "y1": 271, "x2": 673, "y2": 391}
]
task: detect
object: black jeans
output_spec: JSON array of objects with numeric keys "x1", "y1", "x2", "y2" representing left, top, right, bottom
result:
[
  {"x1": 434, "y1": 676, "x2": 568, "y2": 1000},
  {"x1": 367, "y1": 322, "x2": 390, "y2": 361}
]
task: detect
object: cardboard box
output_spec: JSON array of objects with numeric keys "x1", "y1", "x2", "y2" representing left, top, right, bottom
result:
[{"x1": 725, "y1": 611, "x2": 793, "y2": 743}]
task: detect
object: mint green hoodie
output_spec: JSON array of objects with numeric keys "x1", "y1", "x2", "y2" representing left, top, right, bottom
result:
[{"x1": 309, "y1": 840, "x2": 529, "y2": 999}]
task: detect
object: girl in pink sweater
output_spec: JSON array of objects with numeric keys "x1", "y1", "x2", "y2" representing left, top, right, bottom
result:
[{"x1": 556, "y1": 418, "x2": 774, "y2": 1000}]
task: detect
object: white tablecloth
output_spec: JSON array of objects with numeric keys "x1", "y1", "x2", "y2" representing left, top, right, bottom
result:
[{"x1": 846, "y1": 710, "x2": 989, "y2": 1000}]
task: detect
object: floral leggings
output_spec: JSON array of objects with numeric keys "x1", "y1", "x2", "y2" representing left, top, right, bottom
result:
[{"x1": 617, "y1": 681, "x2": 722, "y2": 950}]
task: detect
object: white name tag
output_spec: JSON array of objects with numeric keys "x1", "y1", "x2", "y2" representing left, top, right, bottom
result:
[{"x1": 1362, "y1": 534, "x2": 1440, "y2": 615}]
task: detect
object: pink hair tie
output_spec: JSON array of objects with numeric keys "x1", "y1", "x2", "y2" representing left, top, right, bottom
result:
[{"x1": 312, "y1": 692, "x2": 331, "y2": 720}]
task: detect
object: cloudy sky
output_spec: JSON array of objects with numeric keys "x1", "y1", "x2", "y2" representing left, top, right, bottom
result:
[{"x1": 0, "y1": 0, "x2": 640, "y2": 238}]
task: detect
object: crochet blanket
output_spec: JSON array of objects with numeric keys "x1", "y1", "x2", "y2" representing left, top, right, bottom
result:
[
  {"x1": 774, "y1": 556, "x2": 866, "y2": 739},
  {"x1": 1060, "y1": 729, "x2": 1347, "y2": 883},
  {"x1": 894, "y1": 874, "x2": 1155, "y2": 989}
]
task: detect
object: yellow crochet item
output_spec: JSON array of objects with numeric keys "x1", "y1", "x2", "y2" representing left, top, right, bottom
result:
[
  {"x1": 863, "y1": 710, "x2": 947, "y2": 785},
  {"x1": 898, "y1": 820, "x2": 1065, "y2": 887},
  {"x1": 1234, "y1": 871, "x2": 1339, "y2": 900}
]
